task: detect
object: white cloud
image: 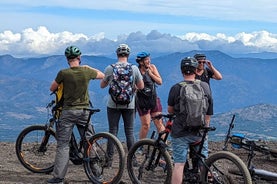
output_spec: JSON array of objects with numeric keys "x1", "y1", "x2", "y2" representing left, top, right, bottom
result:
[
  {"x1": 6, "y1": 112, "x2": 33, "y2": 120},
  {"x1": 0, "y1": 27, "x2": 277, "y2": 57}
]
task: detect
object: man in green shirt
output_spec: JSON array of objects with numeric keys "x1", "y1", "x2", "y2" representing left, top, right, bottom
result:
[{"x1": 47, "y1": 46, "x2": 104, "y2": 184}]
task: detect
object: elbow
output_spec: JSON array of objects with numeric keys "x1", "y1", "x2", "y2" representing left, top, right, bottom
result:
[
  {"x1": 157, "y1": 80, "x2": 162, "y2": 85},
  {"x1": 100, "y1": 80, "x2": 107, "y2": 88},
  {"x1": 137, "y1": 81, "x2": 144, "y2": 90},
  {"x1": 167, "y1": 106, "x2": 174, "y2": 114},
  {"x1": 217, "y1": 75, "x2": 223, "y2": 80},
  {"x1": 97, "y1": 72, "x2": 105, "y2": 79}
]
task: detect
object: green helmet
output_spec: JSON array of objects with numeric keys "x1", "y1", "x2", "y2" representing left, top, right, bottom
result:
[
  {"x1": 116, "y1": 44, "x2": 130, "y2": 56},
  {"x1": 65, "y1": 46, "x2": 82, "y2": 59},
  {"x1": 180, "y1": 57, "x2": 198, "y2": 74}
]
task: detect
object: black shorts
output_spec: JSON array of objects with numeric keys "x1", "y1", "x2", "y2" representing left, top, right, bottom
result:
[{"x1": 207, "y1": 98, "x2": 213, "y2": 115}]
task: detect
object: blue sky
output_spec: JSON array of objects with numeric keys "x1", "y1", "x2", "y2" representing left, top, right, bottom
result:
[{"x1": 0, "y1": 0, "x2": 277, "y2": 57}]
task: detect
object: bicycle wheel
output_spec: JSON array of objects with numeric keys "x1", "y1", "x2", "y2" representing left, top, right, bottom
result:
[
  {"x1": 15, "y1": 125, "x2": 56, "y2": 173},
  {"x1": 83, "y1": 132, "x2": 125, "y2": 184},
  {"x1": 203, "y1": 151, "x2": 252, "y2": 184},
  {"x1": 127, "y1": 138, "x2": 173, "y2": 184}
]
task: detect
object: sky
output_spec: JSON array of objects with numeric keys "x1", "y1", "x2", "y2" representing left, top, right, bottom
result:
[{"x1": 0, "y1": 0, "x2": 277, "y2": 57}]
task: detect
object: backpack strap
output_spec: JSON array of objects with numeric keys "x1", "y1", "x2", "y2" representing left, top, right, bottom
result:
[{"x1": 179, "y1": 80, "x2": 201, "y2": 86}]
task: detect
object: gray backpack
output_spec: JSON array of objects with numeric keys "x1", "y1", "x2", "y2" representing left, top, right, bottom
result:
[{"x1": 179, "y1": 80, "x2": 208, "y2": 128}]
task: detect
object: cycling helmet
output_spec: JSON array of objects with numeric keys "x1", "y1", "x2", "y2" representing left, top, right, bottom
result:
[
  {"x1": 116, "y1": 44, "x2": 130, "y2": 56},
  {"x1": 136, "y1": 51, "x2": 150, "y2": 63},
  {"x1": 194, "y1": 53, "x2": 206, "y2": 60},
  {"x1": 65, "y1": 46, "x2": 82, "y2": 59},
  {"x1": 180, "y1": 57, "x2": 198, "y2": 74}
]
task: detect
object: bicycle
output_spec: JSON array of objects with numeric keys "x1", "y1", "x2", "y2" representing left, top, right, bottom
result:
[
  {"x1": 223, "y1": 114, "x2": 277, "y2": 183},
  {"x1": 127, "y1": 113, "x2": 252, "y2": 184},
  {"x1": 15, "y1": 98, "x2": 125, "y2": 184}
]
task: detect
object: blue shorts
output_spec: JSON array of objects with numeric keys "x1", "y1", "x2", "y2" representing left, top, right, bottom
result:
[{"x1": 171, "y1": 135, "x2": 202, "y2": 163}]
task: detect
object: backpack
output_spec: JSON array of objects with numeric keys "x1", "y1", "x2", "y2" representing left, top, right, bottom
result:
[
  {"x1": 136, "y1": 84, "x2": 157, "y2": 111},
  {"x1": 109, "y1": 63, "x2": 134, "y2": 105},
  {"x1": 179, "y1": 80, "x2": 208, "y2": 128}
]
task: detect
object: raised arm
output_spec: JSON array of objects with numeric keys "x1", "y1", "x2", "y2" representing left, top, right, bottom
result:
[
  {"x1": 148, "y1": 64, "x2": 162, "y2": 85},
  {"x1": 206, "y1": 60, "x2": 222, "y2": 80}
]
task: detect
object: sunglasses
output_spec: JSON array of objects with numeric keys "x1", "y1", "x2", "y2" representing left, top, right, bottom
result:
[{"x1": 198, "y1": 61, "x2": 206, "y2": 64}]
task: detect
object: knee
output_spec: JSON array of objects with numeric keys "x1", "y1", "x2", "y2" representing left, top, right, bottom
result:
[{"x1": 141, "y1": 123, "x2": 150, "y2": 130}]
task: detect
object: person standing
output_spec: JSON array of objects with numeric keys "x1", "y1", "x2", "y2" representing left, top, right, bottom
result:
[
  {"x1": 194, "y1": 53, "x2": 222, "y2": 125},
  {"x1": 194, "y1": 53, "x2": 222, "y2": 158},
  {"x1": 167, "y1": 57, "x2": 212, "y2": 184},
  {"x1": 135, "y1": 52, "x2": 165, "y2": 140},
  {"x1": 47, "y1": 46, "x2": 104, "y2": 184},
  {"x1": 100, "y1": 44, "x2": 144, "y2": 154}
]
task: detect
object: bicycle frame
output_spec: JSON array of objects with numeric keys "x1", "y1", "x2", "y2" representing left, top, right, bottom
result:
[
  {"x1": 127, "y1": 113, "x2": 253, "y2": 184},
  {"x1": 16, "y1": 98, "x2": 126, "y2": 183},
  {"x1": 183, "y1": 126, "x2": 217, "y2": 183},
  {"x1": 223, "y1": 115, "x2": 277, "y2": 182},
  {"x1": 144, "y1": 114, "x2": 174, "y2": 171},
  {"x1": 38, "y1": 100, "x2": 101, "y2": 166},
  {"x1": 150, "y1": 114, "x2": 218, "y2": 183}
]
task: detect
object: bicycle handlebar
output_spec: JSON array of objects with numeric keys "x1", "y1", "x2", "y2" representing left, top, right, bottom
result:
[
  {"x1": 152, "y1": 113, "x2": 176, "y2": 121},
  {"x1": 46, "y1": 100, "x2": 55, "y2": 108},
  {"x1": 83, "y1": 108, "x2": 100, "y2": 113}
]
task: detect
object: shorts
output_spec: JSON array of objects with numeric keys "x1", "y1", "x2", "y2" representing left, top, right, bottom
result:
[
  {"x1": 137, "y1": 97, "x2": 162, "y2": 116},
  {"x1": 207, "y1": 98, "x2": 213, "y2": 115},
  {"x1": 171, "y1": 135, "x2": 202, "y2": 163}
]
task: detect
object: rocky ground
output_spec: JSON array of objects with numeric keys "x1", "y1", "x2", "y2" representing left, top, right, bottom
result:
[{"x1": 0, "y1": 141, "x2": 276, "y2": 184}]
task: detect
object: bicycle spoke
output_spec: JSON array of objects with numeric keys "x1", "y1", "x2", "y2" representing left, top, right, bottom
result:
[
  {"x1": 127, "y1": 139, "x2": 172, "y2": 184},
  {"x1": 15, "y1": 126, "x2": 56, "y2": 173},
  {"x1": 204, "y1": 151, "x2": 252, "y2": 184},
  {"x1": 84, "y1": 132, "x2": 125, "y2": 184}
]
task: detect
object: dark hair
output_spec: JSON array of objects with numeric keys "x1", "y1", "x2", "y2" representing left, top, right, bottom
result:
[{"x1": 194, "y1": 53, "x2": 206, "y2": 60}]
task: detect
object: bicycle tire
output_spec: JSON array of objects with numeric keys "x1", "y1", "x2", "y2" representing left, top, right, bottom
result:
[
  {"x1": 127, "y1": 138, "x2": 173, "y2": 184},
  {"x1": 83, "y1": 132, "x2": 125, "y2": 184},
  {"x1": 203, "y1": 151, "x2": 252, "y2": 184},
  {"x1": 15, "y1": 125, "x2": 56, "y2": 173}
]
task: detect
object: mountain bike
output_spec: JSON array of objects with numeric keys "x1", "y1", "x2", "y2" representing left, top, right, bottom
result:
[
  {"x1": 127, "y1": 113, "x2": 252, "y2": 184},
  {"x1": 223, "y1": 114, "x2": 277, "y2": 183},
  {"x1": 15, "y1": 99, "x2": 125, "y2": 184}
]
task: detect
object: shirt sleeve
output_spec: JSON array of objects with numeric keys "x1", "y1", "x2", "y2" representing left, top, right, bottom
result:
[
  {"x1": 132, "y1": 65, "x2": 143, "y2": 84},
  {"x1": 55, "y1": 70, "x2": 64, "y2": 84},
  {"x1": 206, "y1": 68, "x2": 214, "y2": 78},
  {"x1": 103, "y1": 65, "x2": 113, "y2": 83},
  {"x1": 88, "y1": 67, "x2": 98, "y2": 79},
  {"x1": 200, "y1": 81, "x2": 213, "y2": 113},
  {"x1": 167, "y1": 84, "x2": 179, "y2": 107}
]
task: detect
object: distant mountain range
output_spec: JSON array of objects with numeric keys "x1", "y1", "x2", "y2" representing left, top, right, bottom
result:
[{"x1": 0, "y1": 51, "x2": 276, "y2": 142}]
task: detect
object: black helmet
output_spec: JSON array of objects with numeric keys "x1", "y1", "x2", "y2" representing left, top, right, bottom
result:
[
  {"x1": 194, "y1": 53, "x2": 206, "y2": 60},
  {"x1": 116, "y1": 44, "x2": 130, "y2": 56},
  {"x1": 136, "y1": 51, "x2": 150, "y2": 63},
  {"x1": 180, "y1": 57, "x2": 198, "y2": 74},
  {"x1": 65, "y1": 46, "x2": 82, "y2": 59}
]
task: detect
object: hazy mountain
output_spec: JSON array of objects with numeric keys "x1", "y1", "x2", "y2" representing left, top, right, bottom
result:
[{"x1": 0, "y1": 51, "x2": 276, "y2": 142}]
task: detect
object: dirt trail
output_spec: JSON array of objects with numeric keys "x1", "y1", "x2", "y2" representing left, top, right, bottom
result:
[{"x1": 0, "y1": 141, "x2": 276, "y2": 184}]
